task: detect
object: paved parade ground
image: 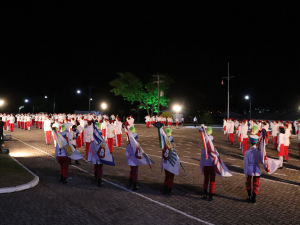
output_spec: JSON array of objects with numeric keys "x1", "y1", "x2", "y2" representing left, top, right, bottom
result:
[{"x1": 1, "y1": 125, "x2": 300, "y2": 225}]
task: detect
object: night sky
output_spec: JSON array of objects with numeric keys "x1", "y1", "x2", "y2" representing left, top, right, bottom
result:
[{"x1": 1, "y1": 2, "x2": 300, "y2": 116}]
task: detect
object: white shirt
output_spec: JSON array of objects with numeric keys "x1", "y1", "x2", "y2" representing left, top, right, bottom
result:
[
  {"x1": 115, "y1": 121, "x2": 122, "y2": 135},
  {"x1": 44, "y1": 119, "x2": 52, "y2": 131},
  {"x1": 106, "y1": 124, "x2": 115, "y2": 138},
  {"x1": 84, "y1": 125, "x2": 94, "y2": 142},
  {"x1": 68, "y1": 130, "x2": 79, "y2": 146}
]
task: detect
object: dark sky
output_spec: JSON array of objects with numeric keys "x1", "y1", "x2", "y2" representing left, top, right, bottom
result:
[{"x1": 1, "y1": 2, "x2": 300, "y2": 115}]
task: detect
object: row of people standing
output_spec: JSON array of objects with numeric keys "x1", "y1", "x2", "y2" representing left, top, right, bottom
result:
[{"x1": 145, "y1": 115, "x2": 181, "y2": 128}]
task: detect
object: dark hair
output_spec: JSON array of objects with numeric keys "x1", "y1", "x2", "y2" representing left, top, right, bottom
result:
[
  {"x1": 72, "y1": 125, "x2": 77, "y2": 129},
  {"x1": 0, "y1": 117, "x2": 2, "y2": 120},
  {"x1": 279, "y1": 127, "x2": 285, "y2": 134}
]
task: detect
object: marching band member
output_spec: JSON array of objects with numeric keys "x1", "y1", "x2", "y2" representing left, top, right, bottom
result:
[
  {"x1": 244, "y1": 128, "x2": 263, "y2": 204},
  {"x1": 228, "y1": 118, "x2": 234, "y2": 145},
  {"x1": 297, "y1": 120, "x2": 300, "y2": 156},
  {"x1": 234, "y1": 119, "x2": 239, "y2": 135},
  {"x1": 115, "y1": 117, "x2": 122, "y2": 147},
  {"x1": 162, "y1": 128, "x2": 176, "y2": 195},
  {"x1": 277, "y1": 126, "x2": 285, "y2": 169},
  {"x1": 223, "y1": 118, "x2": 227, "y2": 135},
  {"x1": 79, "y1": 117, "x2": 86, "y2": 146},
  {"x1": 52, "y1": 119, "x2": 60, "y2": 147},
  {"x1": 145, "y1": 115, "x2": 150, "y2": 128},
  {"x1": 241, "y1": 120, "x2": 248, "y2": 154},
  {"x1": 9, "y1": 114, "x2": 15, "y2": 132},
  {"x1": 26, "y1": 114, "x2": 31, "y2": 131},
  {"x1": 35, "y1": 113, "x2": 39, "y2": 128},
  {"x1": 106, "y1": 120, "x2": 115, "y2": 153},
  {"x1": 283, "y1": 123, "x2": 290, "y2": 162},
  {"x1": 84, "y1": 120, "x2": 94, "y2": 159},
  {"x1": 125, "y1": 126, "x2": 139, "y2": 191},
  {"x1": 68, "y1": 125, "x2": 80, "y2": 165},
  {"x1": 101, "y1": 118, "x2": 108, "y2": 140},
  {"x1": 200, "y1": 127, "x2": 215, "y2": 201},
  {"x1": 55, "y1": 140, "x2": 70, "y2": 184},
  {"x1": 175, "y1": 117, "x2": 179, "y2": 128},
  {"x1": 272, "y1": 120, "x2": 279, "y2": 150},
  {"x1": 44, "y1": 115, "x2": 52, "y2": 145}
]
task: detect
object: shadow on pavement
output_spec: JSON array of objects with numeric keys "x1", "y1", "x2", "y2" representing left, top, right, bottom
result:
[{"x1": 227, "y1": 165, "x2": 300, "y2": 186}]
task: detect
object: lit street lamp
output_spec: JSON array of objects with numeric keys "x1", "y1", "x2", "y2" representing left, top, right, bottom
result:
[
  {"x1": 24, "y1": 99, "x2": 34, "y2": 113},
  {"x1": 101, "y1": 103, "x2": 107, "y2": 110},
  {"x1": 45, "y1": 94, "x2": 56, "y2": 113},
  {"x1": 245, "y1": 95, "x2": 251, "y2": 120},
  {"x1": 77, "y1": 88, "x2": 93, "y2": 112},
  {"x1": 0, "y1": 100, "x2": 4, "y2": 106}
]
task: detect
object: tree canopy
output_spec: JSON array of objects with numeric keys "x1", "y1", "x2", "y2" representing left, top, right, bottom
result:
[{"x1": 110, "y1": 72, "x2": 172, "y2": 116}]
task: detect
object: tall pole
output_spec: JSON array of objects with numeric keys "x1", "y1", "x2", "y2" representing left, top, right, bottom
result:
[
  {"x1": 89, "y1": 87, "x2": 91, "y2": 112},
  {"x1": 53, "y1": 93, "x2": 56, "y2": 114},
  {"x1": 227, "y1": 62, "x2": 229, "y2": 119},
  {"x1": 157, "y1": 76, "x2": 160, "y2": 115},
  {"x1": 249, "y1": 100, "x2": 251, "y2": 121},
  {"x1": 153, "y1": 75, "x2": 164, "y2": 116}
]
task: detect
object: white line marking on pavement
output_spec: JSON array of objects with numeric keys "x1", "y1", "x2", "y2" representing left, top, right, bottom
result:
[
  {"x1": 273, "y1": 173, "x2": 286, "y2": 176},
  {"x1": 226, "y1": 158, "x2": 236, "y2": 160},
  {"x1": 184, "y1": 151, "x2": 190, "y2": 153},
  {"x1": 231, "y1": 165, "x2": 240, "y2": 168},
  {"x1": 183, "y1": 156, "x2": 189, "y2": 158},
  {"x1": 104, "y1": 180, "x2": 214, "y2": 225},
  {"x1": 9, "y1": 137, "x2": 214, "y2": 224},
  {"x1": 197, "y1": 153, "x2": 201, "y2": 155},
  {"x1": 286, "y1": 168, "x2": 298, "y2": 171}
]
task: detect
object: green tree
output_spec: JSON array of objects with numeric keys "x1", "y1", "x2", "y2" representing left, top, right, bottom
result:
[
  {"x1": 201, "y1": 113, "x2": 214, "y2": 125},
  {"x1": 110, "y1": 72, "x2": 171, "y2": 116}
]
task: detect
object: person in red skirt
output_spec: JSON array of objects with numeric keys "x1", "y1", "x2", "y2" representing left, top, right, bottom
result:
[
  {"x1": 223, "y1": 118, "x2": 227, "y2": 135},
  {"x1": 277, "y1": 126, "x2": 285, "y2": 169},
  {"x1": 283, "y1": 123, "x2": 290, "y2": 162}
]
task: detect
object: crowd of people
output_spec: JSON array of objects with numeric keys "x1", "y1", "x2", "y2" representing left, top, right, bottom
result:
[{"x1": 1, "y1": 111, "x2": 300, "y2": 204}]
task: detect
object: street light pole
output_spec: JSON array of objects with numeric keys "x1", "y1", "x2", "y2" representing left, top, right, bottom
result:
[
  {"x1": 222, "y1": 62, "x2": 235, "y2": 119},
  {"x1": 53, "y1": 93, "x2": 56, "y2": 114},
  {"x1": 153, "y1": 75, "x2": 164, "y2": 116},
  {"x1": 245, "y1": 95, "x2": 251, "y2": 121},
  {"x1": 249, "y1": 100, "x2": 251, "y2": 120},
  {"x1": 88, "y1": 87, "x2": 92, "y2": 113}
]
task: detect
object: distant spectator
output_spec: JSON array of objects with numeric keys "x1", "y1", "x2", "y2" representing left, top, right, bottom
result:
[
  {"x1": 193, "y1": 116, "x2": 197, "y2": 127},
  {"x1": 181, "y1": 117, "x2": 184, "y2": 126}
]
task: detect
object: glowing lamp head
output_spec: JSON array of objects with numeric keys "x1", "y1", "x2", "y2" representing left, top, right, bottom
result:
[
  {"x1": 25, "y1": 99, "x2": 29, "y2": 103},
  {"x1": 101, "y1": 103, "x2": 107, "y2": 110},
  {"x1": 245, "y1": 96, "x2": 249, "y2": 100},
  {"x1": 173, "y1": 105, "x2": 181, "y2": 112},
  {"x1": 77, "y1": 90, "x2": 81, "y2": 94},
  {"x1": 45, "y1": 96, "x2": 48, "y2": 99},
  {"x1": 0, "y1": 100, "x2": 4, "y2": 106}
]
